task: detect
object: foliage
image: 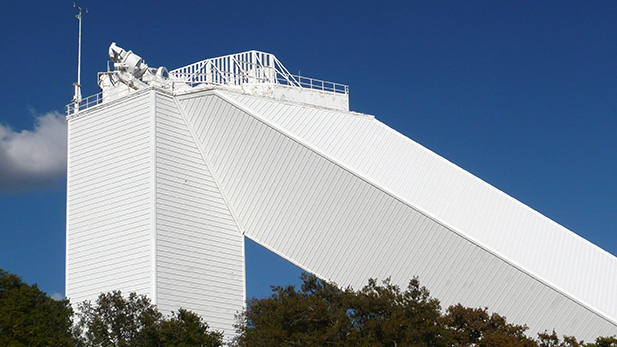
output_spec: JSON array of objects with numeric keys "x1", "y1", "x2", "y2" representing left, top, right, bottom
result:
[
  {"x1": 234, "y1": 272, "x2": 617, "y2": 347},
  {"x1": 0, "y1": 268, "x2": 74, "y2": 347},
  {"x1": 234, "y1": 273, "x2": 355, "y2": 346},
  {"x1": 158, "y1": 309, "x2": 224, "y2": 347},
  {"x1": 588, "y1": 336, "x2": 617, "y2": 347},
  {"x1": 234, "y1": 273, "x2": 446, "y2": 347},
  {"x1": 535, "y1": 330, "x2": 617, "y2": 347},
  {"x1": 74, "y1": 290, "x2": 223, "y2": 347},
  {"x1": 348, "y1": 277, "x2": 444, "y2": 346},
  {"x1": 440, "y1": 304, "x2": 535, "y2": 347},
  {"x1": 537, "y1": 331, "x2": 582, "y2": 347},
  {"x1": 3, "y1": 267, "x2": 616, "y2": 347}
]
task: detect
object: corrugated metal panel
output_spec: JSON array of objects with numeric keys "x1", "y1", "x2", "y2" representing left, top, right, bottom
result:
[
  {"x1": 175, "y1": 90, "x2": 617, "y2": 340},
  {"x1": 154, "y1": 91, "x2": 244, "y2": 338},
  {"x1": 222, "y1": 92, "x2": 617, "y2": 323},
  {"x1": 66, "y1": 91, "x2": 153, "y2": 305}
]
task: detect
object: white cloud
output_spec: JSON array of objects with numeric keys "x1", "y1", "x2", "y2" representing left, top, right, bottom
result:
[
  {"x1": 50, "y1": 292, "x2": 65, "y2": 301},
  {"x1": 0, "y1": 112, "x2": 67, "y2": 190}
]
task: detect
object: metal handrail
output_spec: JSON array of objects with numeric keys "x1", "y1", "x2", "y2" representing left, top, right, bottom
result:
[
  {"x1": 168, "y1": 70, "x2": 347, "y2": 95},
  {"x1": 169, "y1": 50, "x2": 348, "y2": 95},
  {"x1": 67, "y1": 50, "x2": 349, "y2": 115},
  {"x1": 65, "y1": 86, "x2": 142, "y2": 115},
  {"x1": 66, "y1": 93, "x2": 103, "y2": 115}
]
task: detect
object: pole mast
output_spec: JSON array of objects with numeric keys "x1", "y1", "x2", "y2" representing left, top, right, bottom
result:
[{"x1": 72, "y1": 3, "x2": 87, "y2": 112}]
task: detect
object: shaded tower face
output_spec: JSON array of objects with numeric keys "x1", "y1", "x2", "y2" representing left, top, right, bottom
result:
[
  {"x1": 66, "y1": 46, "x2": 617, "y2": 340},
  {"x1": 65, "y1": 90, "x2": 245, "y2": 337}
]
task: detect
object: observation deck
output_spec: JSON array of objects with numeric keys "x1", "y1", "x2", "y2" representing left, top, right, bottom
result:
[{"x1": 67, "y1": 49, "x2": 349, "y2": 115}]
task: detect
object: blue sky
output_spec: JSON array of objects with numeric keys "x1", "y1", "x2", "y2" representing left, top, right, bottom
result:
[{"x1": 0, "y1": 1, "x2": 615, "y2": 303}]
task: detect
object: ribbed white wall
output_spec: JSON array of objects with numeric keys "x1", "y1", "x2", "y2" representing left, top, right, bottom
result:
[
  {"x1": 154, "y1": 91, "x2": 244, "y2": 337},
  {"x1": 66, "y1": 91, "x2": 153, "y2": 305},
  {"x1": 67, "y1": 90, "x2": 244, "y2": 338},
  {"x1": 175, "y1": 90, "x2": 617, "y2": 340},
  {"x1": 222, "y1": 92, "x2": 617, "y2": 323},
  {"x1": 67, "y1": 86, "x2": 617, "y2": 341}
]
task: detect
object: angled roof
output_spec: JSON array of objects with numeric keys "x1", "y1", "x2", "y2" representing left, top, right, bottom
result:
[{"x1": 174, "y1": 88, "x2": 617, "y2": 339}]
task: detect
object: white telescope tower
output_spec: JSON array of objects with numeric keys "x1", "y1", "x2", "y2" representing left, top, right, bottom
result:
[{"x1": 65, "y1": 44, "x2": 617, "y2": 340}]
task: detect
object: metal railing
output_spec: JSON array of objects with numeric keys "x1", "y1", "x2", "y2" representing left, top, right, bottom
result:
[
  {"x1": 293, "y1": 74, "x2": 348, "y2": 94},
  {"x1": 66, "y1": 93, "x2": 103, "y2": 115},
  {"x1": 67, "y1": 50, "x2": 348, "y2": 115},
  {"x1": 169, "y1": 50, "x2": 348, "y2": 95},
  {"x1": 65, "y1": 85, "x2": 142, "y2": 115}
]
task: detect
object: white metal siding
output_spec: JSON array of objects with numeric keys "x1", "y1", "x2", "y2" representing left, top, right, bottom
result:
[
  {"x1": 223, "y1": 92, "x2": 617, "y2": 323},
  {"x1": 175, "y1": 90, "x2": 617, "y2": 340},
  {"x1": 66, "y1": 91, "x2": 153, "y2": 305},
  {"x1": 67, "y1": 86, "x2": 617, "y2": 341},
  {"x1": 154, "y1": 91, "x2": 244, "y2": 338}
]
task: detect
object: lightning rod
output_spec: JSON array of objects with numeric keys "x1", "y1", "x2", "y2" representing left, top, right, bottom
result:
[{"x1": 73, "y1": 3, "x2": 87, "y2": 111}]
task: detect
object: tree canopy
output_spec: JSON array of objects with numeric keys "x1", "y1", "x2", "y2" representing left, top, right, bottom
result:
[
  {"x1": 2, "y1": 267, "x2": 616, "y2": 347},
  {"x1": 234, "y1": 273, "x2": 617, "y2": 347},
  {"x1": 0, "y1": 268, "x2": 74, "y2": 347},
  {"x1": 74, "y1": 291, "x2": 223, "y2": 347}
]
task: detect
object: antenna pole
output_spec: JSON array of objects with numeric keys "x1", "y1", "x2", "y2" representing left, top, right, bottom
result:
[{"x1": 73, "y1": 4, "x2": 87, "y2": 112}]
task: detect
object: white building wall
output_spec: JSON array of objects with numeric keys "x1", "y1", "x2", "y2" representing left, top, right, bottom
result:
[
  {"x1": 222, "y1": 92, "x2": 617, "y2": 323},
  {"x1": 66, "y1": 91, "x2": 153, "y2": 305},
  {"x1": 154, "y1": 91, "x2": 244, "y2": 337},
  {"x1": 67, "y1": 85, "x2": 617, "y2": 341},
  {"x1": 175, "y1": 90, "x2": 617, "y2": 340},
  {"x1": 67, "y1": 90, "x2": 245, "y2": 338}
]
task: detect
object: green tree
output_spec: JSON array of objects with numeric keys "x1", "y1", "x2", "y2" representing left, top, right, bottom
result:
[
  {"x1": 159, "y1": 309, "x2": 224, "y2": 347},
  {"x1": 347, "y1": 277, "x2": 444, "y2": 346},
  {"x1": 0, "y1": 268, "x2": 74, "y2": 347},
  {"x1": 536, "y1": 331, "x2": 617, "y2": 347},
  {"x1": 536, "y1": 331, "x2": 582, "y2": 347},
  {"x1": 74, "y1": 290, "x2": 222, "y2": 347},
  {"x1": 236, "y1": 273, "x2": 617, "y2": 347},
  {"x1": 234, "y1": 273, "x2": 355, "y2": 346},
  {"x1": 440, "y1": 304, "x2": 536, "y2": 347},
  {"x1": 587, "y1": 336, "x2": 617, "y2": 347},
  {"x1": 234, "y1": 273, "x2": 446, "y2": 347}
]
